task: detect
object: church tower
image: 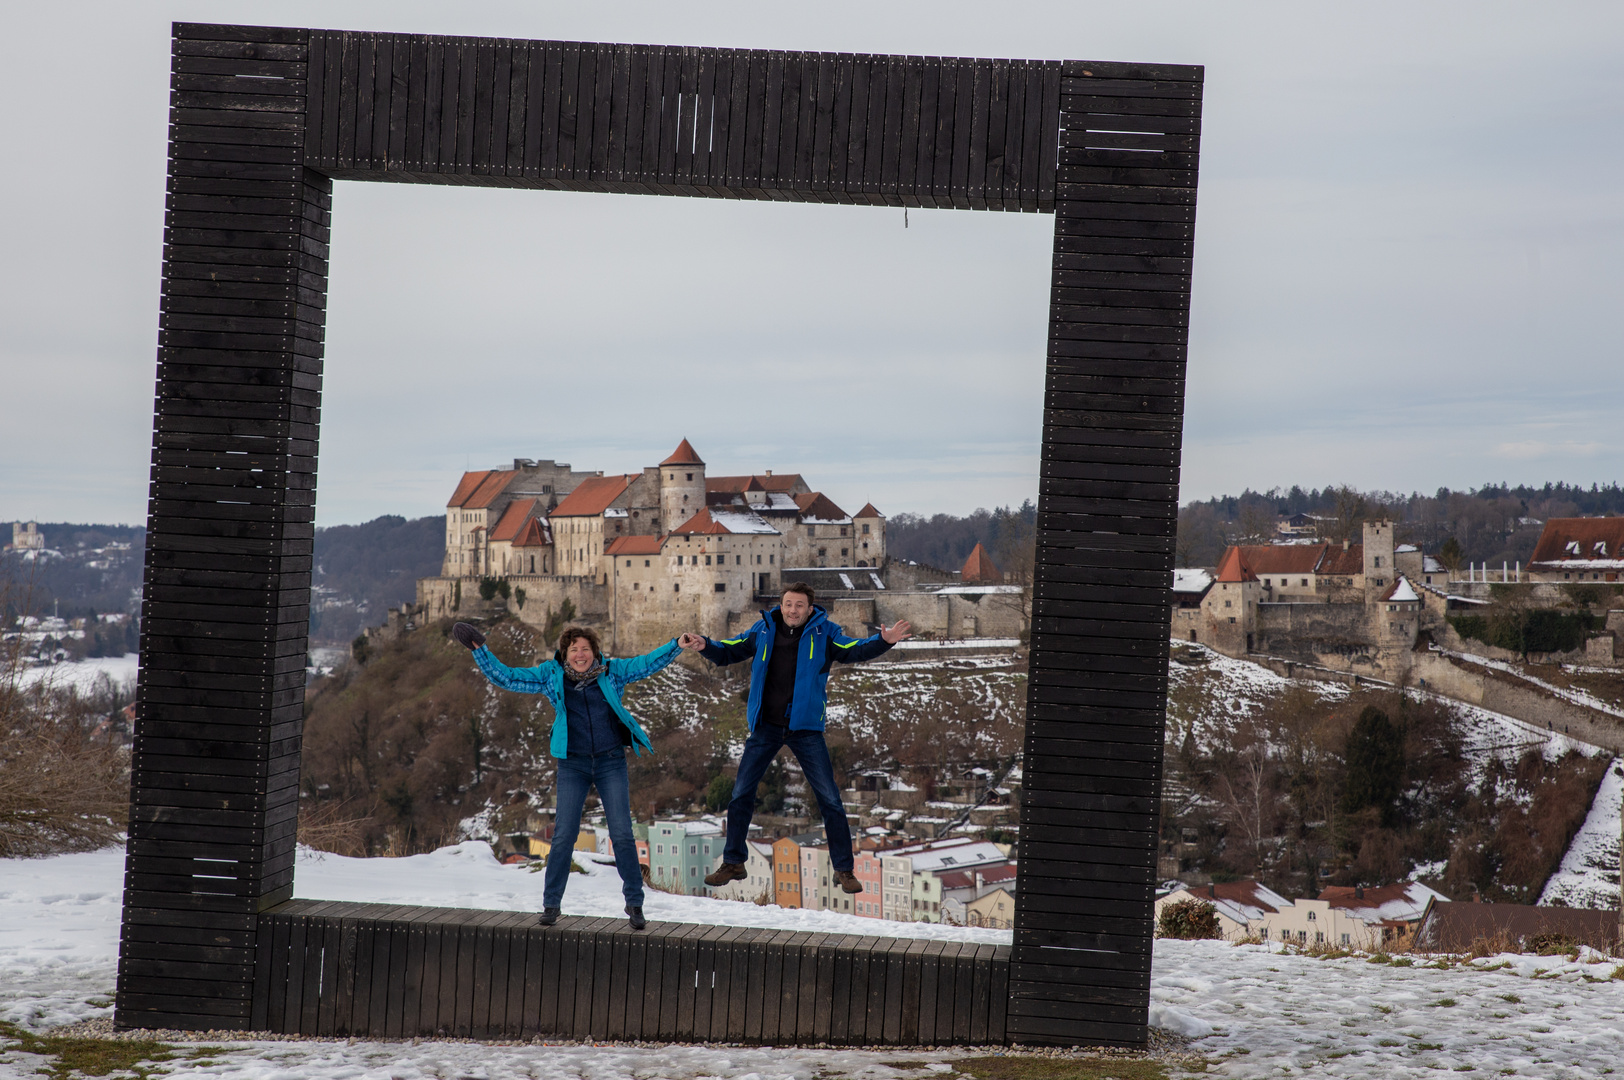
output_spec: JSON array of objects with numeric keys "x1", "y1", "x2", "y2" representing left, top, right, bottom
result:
[{"x1": 658, "y1": 438, "x2": 706, "y2": 533}]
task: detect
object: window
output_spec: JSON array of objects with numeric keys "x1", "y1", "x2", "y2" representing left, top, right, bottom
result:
[
  {"x1": 1301, "y1": 578, "x2": 1308, "y2": 586},
  {"x1": 626, "y1": 560, "x2": 632, "y2": 567},
  {"x1": 769, "y1": 555, "x2": 774, "y2": 564},
  {"x1": 862, "y1": 524, "x2": 870, "y2": 534},
  {"x1": 840, "y1": 526, "x2": 847, "y2": 537},
  {"x1": 1224, "y1": 600, "x2": 1231, "y2": 608},
  {"x1": 690, "y1": 845, "x2": 697, "y2": 855},
  {"x1": 1260, "y1": 928, "x2": 1269, "y2": 940},
  {"x1": 840, "y1": 548, "x2": 848, "y2": 557},
  {"x1": 690, "y1": 866, "x2": 697, "y2": 877},
  {"x1": 1340, "y1": 933, "x2": 1350, "y2": 945},
  {"x1": 1374, "y1": 556, "x2": 1382, "y2": 567},
  {"x1": 686, "y1": 473, "x2": 693, "y2": 481},
  {"x1": 736, "y1": 555, "x2": 742, "y2": 565},
  {"x1": 818, "y1": 547, "x2": 827, "y2": 556},
  {"x1": 756, "y1": 555, "x2": 762, "y2": 564},
  {"x1": 704, "y1": 555, "x2": 711, "y2": 566},
  {"x1": 656, "y1": 844, "x2": 663, "y2": 854},
  {"x1": 1307, "y1": 910, "x2": 1316, "y2": 921},
  {"x1": 644, "y1": 559, "x2": 650, "y2": 567},
  {"x1": 674, "y1": 584, "x2": 680, "y2": 592},
  {"x1": 1315, "y1": 932, "x2": 1324, "y2": 944},
  {"x1": 714, "y1": 583, "x2": 726, "y2": 593}
]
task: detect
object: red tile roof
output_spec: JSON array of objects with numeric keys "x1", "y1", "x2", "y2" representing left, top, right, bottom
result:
[
  {"x1": 606, "y1": 535, "x2": 665, "y2": 556},
  {"x1": 1215, "y1": 546, "x2": 1258, "y2": 583},
  {"x1": 1214, "y1": 542, "x2": 1366, "y2": 580},
  {"x1": 489, "y1": 499, "x2": 537, "y2": 542},
  {"x1": 512, "y1": 518, "x2": 552, "y2": 547},
  {"x1": 1318, "y1": 544, "x2": 1364, "y2": 575},
  {"x1": 550, "y1": 475, "x2": 632, "y2": 517},
  {"x1": 961, "y1": 542, "x2": 1003, "y2": 584},
  {"x1": 794, "y1": 492, "x2": 849, "y2": 521},
  {"x1": 708, "y1": 474, "x2": 805, "y2": 494},
  {"x1": 1529, "y1": 517, "x2": 1624, "y2": 565},
  {"x1": 463, "y1": 470, "x2": 517, "y2": 509},
  {"x1": 855, "y1": 503, "x2": 884, "y2": 518},
  {"x1": 447, "y1": 470, "x2": 493, "y2": 508},
  {"x1": 660, "y1": 438, "x2": 705, "y2": 466}
]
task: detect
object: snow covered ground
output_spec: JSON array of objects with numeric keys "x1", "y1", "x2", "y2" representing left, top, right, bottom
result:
[
  {"x1": 10, "y1": 652, "x2": 138, "y2": 693},
  {"x1": 1540, "y1": 758, "x2": 1624, "y2": 910},
  {"x1": 5, "y1": 845, "x2": 1623, "y2": 1078}
]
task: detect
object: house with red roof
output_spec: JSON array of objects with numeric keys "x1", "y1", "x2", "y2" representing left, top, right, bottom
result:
[
  {"x1": 421, "y1": 439, "x2": 900, "y2": 651},
  {"x1": 1526, "y1": 518, "x2": 1624, "y2": 583}
]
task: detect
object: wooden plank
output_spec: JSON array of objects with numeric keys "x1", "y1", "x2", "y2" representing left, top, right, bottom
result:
[
  {"x1": 467, "y1": 921, "x2": 494, "y2": 1038},
  {"x1": 590, "y1": 923, "x2": 615, "y2": 1039},
  {"x1": 828, "y1": 936, "x2": 853, "y2": 1044},
  {"x1": 471, "y1": 40, "x2": 496, "y2": 173}
]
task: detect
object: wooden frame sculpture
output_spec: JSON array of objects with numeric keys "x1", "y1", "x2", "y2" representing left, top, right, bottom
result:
[{"x1": 118, "y1": 21, "x2": 1203, "y2": 1047}]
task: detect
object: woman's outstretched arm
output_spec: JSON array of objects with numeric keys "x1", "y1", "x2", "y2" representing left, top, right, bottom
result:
[
  {"x1": 453, "y1": 622, "x2": 551, "y2": 693},
  {"x1": 607, "y1": 638, "x2": 683, "y2": 684}
]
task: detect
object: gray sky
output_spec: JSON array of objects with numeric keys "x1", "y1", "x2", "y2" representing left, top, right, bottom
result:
[{"x1": 3, "y1": 2, "x2": 1620, "y2": 526}]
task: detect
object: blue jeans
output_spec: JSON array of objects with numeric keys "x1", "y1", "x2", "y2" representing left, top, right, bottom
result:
[
  {"x1": 546, "y1": 750, "x2": 644, "y2": 908},
  {"x1": 724, "y1": 724, "x2": 853, "y2": 872}
]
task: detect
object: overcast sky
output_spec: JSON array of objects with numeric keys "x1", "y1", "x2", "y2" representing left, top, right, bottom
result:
[{"x1": 2, "y1": 2, "x2": 1620, "y2": 527}]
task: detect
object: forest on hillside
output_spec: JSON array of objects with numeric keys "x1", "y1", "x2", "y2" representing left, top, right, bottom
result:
[{"x1": 1174, "y1": 482, "x2": 1624, "y2": 569}]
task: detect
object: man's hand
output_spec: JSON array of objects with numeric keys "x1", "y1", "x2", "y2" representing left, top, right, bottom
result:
[
  {"x1": 879, "y1": 620, "x2": 913, "y2": 645},
  {"x1": 451, "y1": 622, "x2": 487, "y2": 651},
  {"x1": 678, "y1": 632, "x2": 707, "y2": 651}
]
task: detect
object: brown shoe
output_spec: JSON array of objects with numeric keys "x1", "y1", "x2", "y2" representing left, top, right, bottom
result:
[
  {"x1": 835, "y1": 869, "x2": 863, "y2": 894},
  {"x1": 704, "y1": 862, "x2": 748, "y2": 887}
]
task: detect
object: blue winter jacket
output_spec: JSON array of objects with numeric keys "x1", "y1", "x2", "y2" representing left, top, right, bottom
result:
[
  {"x1": 472, "y1": 639, "x2": 682, "y2": 759},
  {"x1": 699, "y1": 605, "x2": 892, "y2": 733}
]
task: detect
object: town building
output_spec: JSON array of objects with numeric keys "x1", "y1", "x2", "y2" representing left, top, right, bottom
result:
[
  {"x1": 1526, "y1": 518, "x2": 1624, "y2": 583},
  {"x1": 773, "y1": 833, "x2": 823, "y2": 908},
  {"x1": 1154, "y1": 880, "x2": 1293, "y2": 942},
  {"x1": 964, "y1": 886, "x2": 1016, "y2": 929},
  {"x1": 9, "y1": 521, "x2": 44, "y2": 552},
  {"x1": 646, "y1": 818, "x2": 723, "y2": 896},
  {"x1": 418, "y1": 438, "x2": 1031, "y2": 652},
  {"x1": 1257, "y1": 883, "x2": 1444, "y2": 950}
]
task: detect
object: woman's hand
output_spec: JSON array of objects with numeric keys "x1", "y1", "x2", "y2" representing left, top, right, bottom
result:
[
  {"x1": 452, "y1": 622, "x2": 487, "y2": 651},
  {"x1": 678, "y1": 633, "x2": 706, "y2": 651}
]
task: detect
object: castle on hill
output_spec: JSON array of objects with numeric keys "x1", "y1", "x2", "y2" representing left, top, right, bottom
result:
[{"x1": 416, "y1": 439, "x2": 1027, "y2": 653}]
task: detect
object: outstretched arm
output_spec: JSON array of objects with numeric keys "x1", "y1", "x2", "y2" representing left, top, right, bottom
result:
[
  {"x1": 829, "y1": 620, "x2": 911, "y2": 665},
  {"x1": 607, "y1": 638, "x2": 684, "y2": 684},
  {"x1": 697, "y1": 630, "x2": 758, "y2": 667},
  {"x1": 453, "y1": 622, "x2": 551, "y2": 693}
]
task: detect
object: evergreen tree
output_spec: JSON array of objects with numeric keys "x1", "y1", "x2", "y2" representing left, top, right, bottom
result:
[{"x1": 1341, "y1": 706, "x2": 1405, "y2": 826}]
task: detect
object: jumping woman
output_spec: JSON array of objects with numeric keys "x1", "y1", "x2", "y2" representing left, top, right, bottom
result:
[{"x1": 451, "y1": 621, "x2": 682, "y2": 930}]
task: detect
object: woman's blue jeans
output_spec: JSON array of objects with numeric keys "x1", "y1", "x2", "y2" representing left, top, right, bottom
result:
[{"x1": 545, "y1": 749, "x2": 644, "y2": 909}]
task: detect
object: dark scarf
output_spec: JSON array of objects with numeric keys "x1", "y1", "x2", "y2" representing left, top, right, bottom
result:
[{"x1": 562, "y1": 660, "x2": 607, "y2": 688}]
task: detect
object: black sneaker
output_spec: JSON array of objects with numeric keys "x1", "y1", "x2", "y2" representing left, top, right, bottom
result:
[
  {"x1": 538, "y1": 907, "x2": 560, "y2": 926},
  {"x1": 626, "y1": 905, "x2": 647, "y2": 930},
  {"x1": 704, "y1": 862, "x2": 748, "y2": 887}
]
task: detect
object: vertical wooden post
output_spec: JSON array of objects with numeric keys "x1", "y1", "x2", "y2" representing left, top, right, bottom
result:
[
  {"x1": 1008, "y1": 61, "x2": 1203, "y2": 1047},
  {"x1": 115, "y1": 22, "x2": 329, "y2": 1031}
]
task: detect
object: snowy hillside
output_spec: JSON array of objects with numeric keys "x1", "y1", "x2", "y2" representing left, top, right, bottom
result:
[{"x1": 3, "y1": 845, "x2": 1623, "y2": 1078}]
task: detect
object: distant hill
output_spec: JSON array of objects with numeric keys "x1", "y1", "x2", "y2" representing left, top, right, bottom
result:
[
  {"x1": 3, "y1": 515, "x2": 444, "y2": 645},
  {"x1": 309, "y1": 515, "x2": 445, "y2": 643},
  {"x1": 887, "y1": 501, "x2": 1036, "y2": 572}
]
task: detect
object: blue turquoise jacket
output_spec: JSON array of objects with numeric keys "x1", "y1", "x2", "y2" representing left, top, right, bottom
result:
[
  {"x1": 472, "y1": 639, "x2": 682, "y2": 759},
  {"x1": 699, "y1": 605, "x2": 892, "y2": 732}
]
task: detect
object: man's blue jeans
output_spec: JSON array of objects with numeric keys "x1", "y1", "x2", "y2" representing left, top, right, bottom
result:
[
  {"x1": 723, "y1": 723, "x2": 853, "y2": 872},
  {"x1": 546, "y1": 749, "x2": 644, "y2": 909}
]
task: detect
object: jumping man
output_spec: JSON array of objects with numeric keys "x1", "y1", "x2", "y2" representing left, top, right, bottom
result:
[{"x1": 678, "y1": 582, "x2": 911, "y2": 894}]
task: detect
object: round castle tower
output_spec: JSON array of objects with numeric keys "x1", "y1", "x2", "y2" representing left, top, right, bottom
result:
[{"x1": 659, "y1": 438, "x2": 706, "y2": 531}]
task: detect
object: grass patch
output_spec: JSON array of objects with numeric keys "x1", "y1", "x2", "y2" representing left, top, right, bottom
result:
[
  {"x1": 1390, "y1": 957, "x2": 1414, "y2": 967},
  {"x1": 953, "y1": 1055, "x2": 1171, "y2": 1080},
  {"x1": 0, "y1": 1019, "x2": 209, "y2": 1080},
  {"x1": 1499, "y1": 994, "x2": 1522, "y2": 1004},
  {"x1": 1367, "y1": 953, "x2": 1391, "y2": 965},
  {"x1": 879, "y1": 1065, "x2": 934, "y2": 1072},
  {"x1": 1430, "y1": 999, "x2": 1459, "y2": 1008}
]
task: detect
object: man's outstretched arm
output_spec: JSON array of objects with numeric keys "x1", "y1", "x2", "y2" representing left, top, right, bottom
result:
[
  {"x1": 683, "y1": 629, "x2": 757, "y2": 667},
  {"x1": 829, "y1": 620, "x2": 913, "y2": 664}
]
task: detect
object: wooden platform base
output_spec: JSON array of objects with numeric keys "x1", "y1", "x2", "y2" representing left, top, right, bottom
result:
[{"x1": 245, "y1": 900, "x2": 1009, "y2": 1044}]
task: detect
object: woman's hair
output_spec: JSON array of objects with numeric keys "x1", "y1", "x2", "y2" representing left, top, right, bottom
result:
[{"x1": 556, "y1": 625, "x2": 603, "y2": 660}]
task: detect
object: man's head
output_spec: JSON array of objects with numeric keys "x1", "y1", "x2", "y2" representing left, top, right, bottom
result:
[
  {"x1": 557, "y1": 626, "x2": 603, "y2": 672},
  {"x1": 780, "y1": 582, "x2": 815, "y2": 627}
]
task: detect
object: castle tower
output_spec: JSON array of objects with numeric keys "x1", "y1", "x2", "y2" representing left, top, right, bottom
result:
[
  {"x1": 1363, "y1": 519, "x2": 1397, "y2": 603},
  {"x1": 658, "y1": 438, "x2": 706, "y2": 534}
]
